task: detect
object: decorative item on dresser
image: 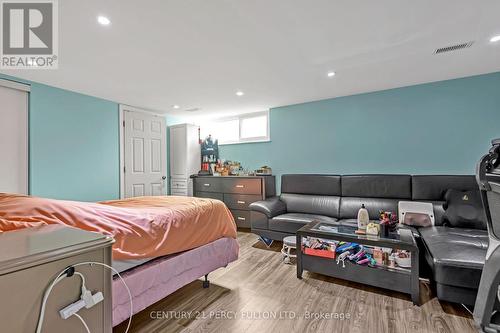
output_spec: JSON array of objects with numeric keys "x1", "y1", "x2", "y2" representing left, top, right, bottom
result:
[
  {"x1": 169, "y1": 123, "x2": 201, "y2": 196},
  {"x1": 192, "y1": 175, "x2": 276, "y2": 228}
]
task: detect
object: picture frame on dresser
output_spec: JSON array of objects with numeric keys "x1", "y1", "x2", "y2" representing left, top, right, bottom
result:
[{"x1": 191, "y1": 175, "x2": 276, "y2": 228}]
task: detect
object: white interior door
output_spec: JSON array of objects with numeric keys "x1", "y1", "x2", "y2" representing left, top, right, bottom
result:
[
  {"x1": 123, "y1": 108, "x2": 166, "y2": 198},
  {"x1": 0, "y1": 80, "x2": 29, "y2": 194}
]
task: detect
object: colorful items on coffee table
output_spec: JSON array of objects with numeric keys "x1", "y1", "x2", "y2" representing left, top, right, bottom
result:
[
  {"x1": 302, "y1": 233, "x2": 412, "y2": 270},
  {"x1": 357, "y1": 204, "x2": 369, "y2": 231},
  {"x1": 395, "y1": 250, "x2": 411, "y2": 268},
  {"x1": 302, "y1": 237, "x2": 336, "y2": 259},
  {"x1": 379, "y1": 211, "x2": 399, "y2": 230},
  {"x1": 366, "y1": 222, "x2": 380, "y2": 236}
]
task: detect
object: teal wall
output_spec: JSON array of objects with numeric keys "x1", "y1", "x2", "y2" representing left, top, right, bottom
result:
[
  {"x1": 1, "y1": 74, "x2": 120, "y2": 201},
  {"x1": 29, "y1": 83, "x2": 120, "y2": 201},
  {"x1": 220, "y1": 72, "x2": 500, "y2": 191}
]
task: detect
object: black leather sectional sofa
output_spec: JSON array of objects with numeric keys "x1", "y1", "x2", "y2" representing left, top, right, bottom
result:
[{"x1": 250, "y1": 174, "x2": 486, "y2": 305}]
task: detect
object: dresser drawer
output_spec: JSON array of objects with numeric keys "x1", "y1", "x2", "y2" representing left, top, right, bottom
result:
[
  {"x1": 223, "y1": 178, "x2": 262, "y2": 195},
  {"x1": 194, "y1": 177, "x2": 222, "y2": 193},
  {"x1": 224, "y1": 194, "x2": 262, "y2": 210},
  {"x1": 195, "y1": 191, "x2": 223, "y2": 201},
  {"x1": 230, "y1": 209, "x2": 251, "y2": 228}
]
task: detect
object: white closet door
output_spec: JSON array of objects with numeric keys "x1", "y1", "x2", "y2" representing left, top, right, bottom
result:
[
  {"x1": 123, "y1": 109, "x2": 166, "y2": 198},
  {"x1": 0, "y1": 81, "x2": 29, "y2": 194}
]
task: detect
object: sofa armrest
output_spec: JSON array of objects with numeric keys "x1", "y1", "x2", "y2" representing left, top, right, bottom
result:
[
  {"x1": 398, "y1": 224, "x2": 421, "y2": 240},
  {"x1": 249, "y1": 197, "x2": 287, "y2": 218}
]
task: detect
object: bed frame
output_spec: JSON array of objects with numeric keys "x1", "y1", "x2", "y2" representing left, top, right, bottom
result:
[{"x1": 111, "y1": 237, "x2": 239, "y2": 326}]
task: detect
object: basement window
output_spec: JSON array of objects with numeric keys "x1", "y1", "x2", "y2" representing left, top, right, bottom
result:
[{"x1": 200, "y1": 111, "x2": 270, "y2": 145}]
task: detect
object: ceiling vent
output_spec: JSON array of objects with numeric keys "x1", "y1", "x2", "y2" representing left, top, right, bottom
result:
[
  {"x1": 185, "y1": 107, "x2": 201, "y2": 112},
  {"x1": 434, "y1": 41, "x2": 474, "y2": 54}
]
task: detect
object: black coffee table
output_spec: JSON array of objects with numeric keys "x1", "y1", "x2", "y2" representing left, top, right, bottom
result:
[{"x1": 296, "y1": 221, "x2": 420, "y2": 305}]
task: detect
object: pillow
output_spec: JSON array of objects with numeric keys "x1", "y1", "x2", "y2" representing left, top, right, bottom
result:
[
  {"x1": 402, "y1": 212, "x2": 433, "y2": 228},
  {"x1": 399, "y1": 201, "x2": 435, "y2": 227},
  {"x1": 443, "y1": 189, "x2": 486, "y2": 230}
]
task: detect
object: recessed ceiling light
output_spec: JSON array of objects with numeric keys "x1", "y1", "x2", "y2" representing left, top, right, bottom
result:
[
  {"x1": 327, "y1": 71, "x2": 336, "y2": 77},
  {"x1": 97, "y1": 16, "x2": 111, "y2": 26},
  {"x1": 236, "y1": 91, "x2": 244, "y2": 96},
  {"x1": 172, "y1": 105, "x2": 180, "y2": 109},
  {"x1": 490, "y1": 35, "x2": 500, "y2": 43}
]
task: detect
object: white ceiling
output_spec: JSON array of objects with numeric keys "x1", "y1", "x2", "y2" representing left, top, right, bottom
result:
[{"x1": 2, "y1": 0, "x2": 500, "y2": 117}]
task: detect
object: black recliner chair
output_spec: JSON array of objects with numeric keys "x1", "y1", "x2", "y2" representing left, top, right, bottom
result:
[{"x1": 474, "y1": 139, "x2": 500, "y2": 332}]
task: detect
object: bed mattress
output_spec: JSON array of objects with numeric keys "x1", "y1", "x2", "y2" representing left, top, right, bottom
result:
[{"x1": 0, "y1": 194, "x2": 237, "y2": 260}]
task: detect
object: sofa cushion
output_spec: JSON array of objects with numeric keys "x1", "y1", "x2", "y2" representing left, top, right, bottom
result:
[
  {"x1": 341, "y1": 175, "x2": 411, "y2": 199},
  {"x1": 443, "y1": 189, "x2": 487, "y2": 230},
  {"x1": 339, "y1": 197, "x2": 399, "y2": 219},
  {"x1": 269, "y1": 213, "x2": 337, "y2": 234},
  {"x1": 281, "y1": 174, "x2": 341, "y2": 195},
  {"x1": 280, "y1": 193, "x2": 340, "y2": 218},
  {"x1": 411, "y1": 175, "x2": 477, "y2": 200},
  {"x1": 419, "y1": 226, "x2": 487, "y2": 289}
]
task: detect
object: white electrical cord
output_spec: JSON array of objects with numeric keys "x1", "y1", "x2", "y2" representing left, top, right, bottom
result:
[
  {"x1": 36, "y1": 271, "x2": 86, "y2": 333},
  {"x1": 73, "y1": 313, "x2": 91, "y2": 333},
  {"x1": 35, "y1": 261, "x2": 133, "y2": 333}
]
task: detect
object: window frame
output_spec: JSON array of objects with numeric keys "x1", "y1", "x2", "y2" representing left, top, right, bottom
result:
[{"x1": 208, "y1": 110, "x2": 270, "y2": 145}]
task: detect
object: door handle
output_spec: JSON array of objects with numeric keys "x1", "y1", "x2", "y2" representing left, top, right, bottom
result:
[
  {"x1": 162, "y1": 176, "x2": 166, "y2": 180},
  {"x1": 237, "y1": 200, "x2": 246, "y2": 204},
  {"x1": 203, "y1": 183, "x2": 210, "y2": 187},
  {"x1": 237, "y1": 217, "x2": 246, "y2": 221},
  {"x1": 235, "y1": 185, "x2": 245, "y2": 188}
]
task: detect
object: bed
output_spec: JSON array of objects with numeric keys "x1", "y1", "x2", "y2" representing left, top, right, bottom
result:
[{"x1": 0, "y1": 193, "x2": 239, "y2": 326}]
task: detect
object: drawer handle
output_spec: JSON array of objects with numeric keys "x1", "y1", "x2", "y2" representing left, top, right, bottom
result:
[
  {"x1": 203, "y1": 183, "x2": 210, "y2": 187},
  {"x1": 237, "y1": 200, "x2": 246, "y2": 204},
  {"x1": 237, "y1": 217, "x2": 246, "y2": 221},
  {"x1": 235, "y1": 185, "x2": 245, "y2": 188}
]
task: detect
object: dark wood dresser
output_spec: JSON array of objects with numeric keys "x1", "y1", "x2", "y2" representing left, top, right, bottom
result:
[{"x1": 192, "y1": 175, "x2": 276, "y2": 228}]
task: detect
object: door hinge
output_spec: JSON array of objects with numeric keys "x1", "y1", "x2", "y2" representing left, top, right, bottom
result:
[
  {"x1": 123, "y1": 166, "x2": 126, "y2": 173},
  {"x1": 123, "y1": 120, "x2": 125, "y2": 127}
]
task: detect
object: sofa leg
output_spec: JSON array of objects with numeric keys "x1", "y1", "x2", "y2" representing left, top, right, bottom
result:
[{"x1": 202, "y1": 274, "x2": 210, "y2": 288}]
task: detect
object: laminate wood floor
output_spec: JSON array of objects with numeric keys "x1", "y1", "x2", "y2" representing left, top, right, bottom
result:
[{"x1": 114, "y1": 230, "x2": 476, "y2": 333}]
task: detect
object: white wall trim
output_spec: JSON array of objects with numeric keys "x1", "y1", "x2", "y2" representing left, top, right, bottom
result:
[
  {"x1": 0, "y1": 79, "x2": 30, "y2": 193},
  {"x1": 0, "y1": 78, "x2": 30, "y2": 92},
  {"x1": 119, "y1": 104, "x2": 166, "y2": 199}
]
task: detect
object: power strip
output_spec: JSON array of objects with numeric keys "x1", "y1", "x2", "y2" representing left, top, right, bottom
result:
[
  {"x1": 59, "y1": 291, "x2": 104, "y2": 319},
  {"x1": 36, "y1": 262, "x2": 133, "y2": 333}
]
